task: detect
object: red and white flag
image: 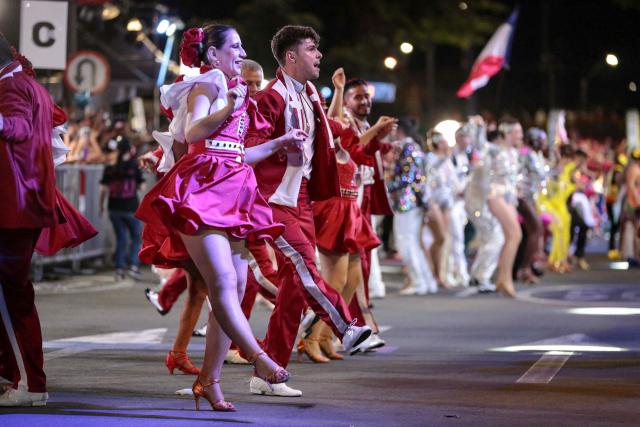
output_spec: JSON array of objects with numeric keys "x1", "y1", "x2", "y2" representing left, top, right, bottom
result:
[{"x1": 456, "y1": 8, "x2": 519, "y2": 98}]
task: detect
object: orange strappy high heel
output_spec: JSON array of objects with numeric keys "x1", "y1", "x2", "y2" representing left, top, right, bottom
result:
[
  {"x1": 297, "y1": 337, "x2": 330, "y2": 363},
  {"x1": 192, "y1": 377, "x2": 235, "y2": 412},
  {"x1": 166, "y1": 350, "x2": 200, "y2": 375},
  {"x1": 247, "y1": 351, "x2": 290, "y2": 384}
]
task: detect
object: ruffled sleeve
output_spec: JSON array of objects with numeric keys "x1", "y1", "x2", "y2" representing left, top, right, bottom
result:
[{"x1": 156, "y1": 69, "x2": 228, "y2": 172}]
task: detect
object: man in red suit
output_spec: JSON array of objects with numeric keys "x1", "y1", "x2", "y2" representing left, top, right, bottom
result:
[
  {"x1": 0, "y1": 34, "x2": 59, "y2": 407},
  {"x1": 342, "y1": 78, "x2": 394, "y2": 353},
  {"x1": 245, "y1": 25, "x2": 371, "y2": 397}
]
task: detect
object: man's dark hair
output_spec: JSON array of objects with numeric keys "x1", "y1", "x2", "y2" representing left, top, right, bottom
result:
[
  {"x1": 487, "y1": 130, "x2": 505, "y2": 143},
  {"x1": 559, "y1": 143, "x2": 575, "y2": 158},
  {"x1": 344, "y1": 78, "x2": 369, "y2": 95},
  {"x1": 270, "y1": 25, "x2": 320, "y2": 67},
  {"x1": 0, "y1": 32, "x2": 14, "y2": 65},
  {"x1": 575, "y1": 149, "x2": 588, "y2": 158}
]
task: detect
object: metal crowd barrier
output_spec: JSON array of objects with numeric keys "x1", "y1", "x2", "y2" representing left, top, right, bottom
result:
[{"x1": 32, "y1": 164, "x2": 107, "y2": 277}]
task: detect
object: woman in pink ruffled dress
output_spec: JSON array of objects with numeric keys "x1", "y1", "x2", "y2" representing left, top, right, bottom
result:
[{"x1": 136, "y1": 24, "x2": 306, "y2": 411}]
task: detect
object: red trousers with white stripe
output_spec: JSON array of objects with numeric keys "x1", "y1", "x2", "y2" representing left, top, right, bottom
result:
[
  {"x1": 157, "y1": 269, "x2": 188, "y2": 313},
  {"x1": 0, "y1": 228, "x2": 46, "y2": 392},
  {"x1": 242, "y1": 241, "x2": 278, "y2": 319},
  {"x1": 262, "y1": 185, "x2": 353, "y2": 368}
]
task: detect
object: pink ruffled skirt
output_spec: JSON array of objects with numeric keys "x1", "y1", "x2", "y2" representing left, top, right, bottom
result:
[{"x1": 136, "y1": 150, "x2": 283, "y2": 268}]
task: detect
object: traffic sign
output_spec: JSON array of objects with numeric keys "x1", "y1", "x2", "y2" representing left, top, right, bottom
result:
[
  {"x1": 64, "y1": 50, "x2": 111, "y2": 95},
  {"x1": 20, "y1": 1, "x2": 69, "y2": 70}
]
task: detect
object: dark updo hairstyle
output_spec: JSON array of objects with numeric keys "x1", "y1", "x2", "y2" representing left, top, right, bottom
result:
[
  {"x1": 202, "y1": 23, "x2": 234, "y2": 59},
  {"x1": 180, "y1": 23, "x2": 235, "y2": 68},
  {"x1": 271, "y1": 25, "x2": 320, "y2": 67}
]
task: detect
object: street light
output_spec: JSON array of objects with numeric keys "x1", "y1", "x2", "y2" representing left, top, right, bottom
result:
[
  {"x1": 400, "y1": 42, "x2": 413, "y2": 54},
  {"x1": 384, "y1": 56, "x2": 398, "y2": 70},
  {"x1": 606, "y1": 53, "x2": 619, "y2": 67},
  {"x1": 126, "y1": 18, "x2": 142, "y2": 32},
  {"x1": 166, "y1": 23, "x2": 177, "y2": 37},
  {"x1": 156, "y1": 19, "x2": 170, "y2": 34},
  {"x1": 630, "y1": 82, "x2": 637, "y2": 92},
  {"x1": 101, "y1": 3, "x2": 120, "y2": 21}
]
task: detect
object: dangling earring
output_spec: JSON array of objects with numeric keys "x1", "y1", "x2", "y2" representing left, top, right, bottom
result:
[{"x1": 214, "y1": 59, "x2": 220, "y2": 67}]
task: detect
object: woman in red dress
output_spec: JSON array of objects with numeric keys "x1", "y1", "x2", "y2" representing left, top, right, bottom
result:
[
  {"x1": 300, "y1": 118, "x2": 395, "y2": 361},
  {"x1": 136, "y1": 24, "x2": 306, "y2": 411}
]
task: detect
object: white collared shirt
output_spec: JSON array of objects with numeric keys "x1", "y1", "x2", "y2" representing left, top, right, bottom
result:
[{"x1": 283, "y1": 72, "x2": 315, "y2": 179}]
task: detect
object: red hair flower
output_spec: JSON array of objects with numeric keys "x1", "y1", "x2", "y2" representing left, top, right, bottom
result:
[{"x1": 180, "y1": 27, "x2": 205, "y2": 68}]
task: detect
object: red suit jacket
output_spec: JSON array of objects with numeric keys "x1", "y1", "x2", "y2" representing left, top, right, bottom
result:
[
  {"x1": 0, "y1": 61, "x2": 56, "y2": 228},
  {"x1": 245, "y1": 70, "x2": 340, "y2": 205},
  {"x1": 340, "y1": 126, "x2": 393, "y2": 216}
]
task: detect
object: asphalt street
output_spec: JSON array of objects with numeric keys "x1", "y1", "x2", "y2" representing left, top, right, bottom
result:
[{"x1": 1, "y1": 254, "x2": 639, "y2": 426}]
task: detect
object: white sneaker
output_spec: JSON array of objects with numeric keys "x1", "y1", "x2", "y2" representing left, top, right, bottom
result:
[
  {"x1": 342, "y1": 322, "x2": 372, "y2": 353},
  {"x1": 224, "y1": 349, "x2": 249, "y2": 365},
  {"x1": 477, "y1": 281, "x2": 496, "y2": 293},
  {"x1": 363, "y1": 333, "x2": 386, "y2": 352},
  {"x1": 0, "y1": 388, "x2": 48, "y2": 407},
  {"x1": 249, "y1": 377, "x2": 302, "y2": 397},
  {"x1": 350, "y1": 333, "x2": 386, "y2": 355},
  {"x1": 192, "y1": 324, "x2": 207, "y2": 337},
  {"x1": 144, "y1": 288, "x2": 167, "y2": 315}
]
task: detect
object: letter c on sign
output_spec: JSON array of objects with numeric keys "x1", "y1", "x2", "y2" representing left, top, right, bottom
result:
[{"x1": 33, "y1": 22, "x2": 55, "y2": 48}]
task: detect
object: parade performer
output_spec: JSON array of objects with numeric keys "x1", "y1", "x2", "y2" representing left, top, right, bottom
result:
[
  {"x1": 388, "y1": 118, "x2": 438, "y2": 295},
  {"x1": 300, "y1": 116, "x2": 395, "y2": 362},
  {"x1": 621, "y1": 148, "x2": 640, "y2": 264},
  {"x1": 448, "y1": 127, "x2": 473, "y2": 287},
  {"x1": 515, "y1": 128, "x2": 548, "y2": 282},
  {"x1": 244, "y1": 25, "x2": 371, "y2": 397},
  {"x1": 337, "y1": 75, "x2": 392, "y2": 352},
  {"x1": 136, "y1": 24, "x2": 307, "y2": 411},
  {"x1": 0, "y1": 35, "x2": 96, "y2": 407},
  {"x1": 539, "y1": 145, "x2": 575, "y2": 273},
  {"x1": 489, "y1": 120, "x2": 522, "y2": 296},
  {"x1": 465, "y1": 118, "x2": 521, "y2": 297},
  {"x1": 424, "y1": 130, "x2": 456, "y2": 288}
]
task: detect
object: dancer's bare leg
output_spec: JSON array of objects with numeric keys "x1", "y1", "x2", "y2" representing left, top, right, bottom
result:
[
  {"x1": 312, "y1": 250, "x2": 357, "y2": 360},
  {"x1": 181, "y1": 230, "x2": 282, "y2": 400},
  {"x1": 488, "y1": 197, "x2": 522, "y2": 297},
  {"x1": 318, "y1": 250, "x2": 349, "y2": 294},
  {"x1": 426, "y1": 205, "x2": 447, "y2": 285},
  {"x1": 308, "y1": 251, "x2": 349, "y2": 359},
  {"x1": 172, "y1": 272, "x2": 207, "y2": 352},
  {"x1": 343, "y1": 255, "x2": 362, "y2": 306}
]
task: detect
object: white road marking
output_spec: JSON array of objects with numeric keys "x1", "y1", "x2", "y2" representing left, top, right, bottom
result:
[
  {"x1": 54, "y1": 328, "x2": 167, "y2": 344},
  {"x1": 492, "y1": 333, "x2": 627, "y2": 353},
  {"x1": 492, "y1": 334, "x2": 630, "y2": 384},
  {"x1": 516, "y1": 351, "x2": 573, "y2": 384},
  {"x1": 43, "y1": 328, "x2": 169, "y2": 361}
]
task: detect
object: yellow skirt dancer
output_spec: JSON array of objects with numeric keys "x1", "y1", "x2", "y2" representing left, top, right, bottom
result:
[{"x1": 542, "y1": 161, "x2": 575, "y2": 272}]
